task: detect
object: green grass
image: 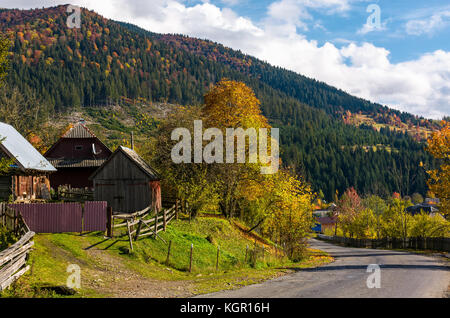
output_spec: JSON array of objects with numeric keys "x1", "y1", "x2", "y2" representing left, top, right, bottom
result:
[
  {"x1": 0, "y1": 217, "x2": 333, "y2": 297},
  {"x1": 0, "y1": 226, "x2": 18, "y2": 250}
]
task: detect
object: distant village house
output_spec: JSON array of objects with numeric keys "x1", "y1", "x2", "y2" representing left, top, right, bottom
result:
[{"x1": 44, "y1": 123, "x2": 112, "y2": 189}]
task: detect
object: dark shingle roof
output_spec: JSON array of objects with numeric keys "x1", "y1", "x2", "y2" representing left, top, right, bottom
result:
[
  {"x1": 89, "y1": 146, "x2": 160, "y2": 181},
  {"x1": 119, "y1": 146, "x2": 160, "y2": 180},
  {"x1": 62, "y1": 123, "x2": 96, "y2": 138},
  {"x1": 49, "y1": 159, "x2": 107, "y2": 168}
]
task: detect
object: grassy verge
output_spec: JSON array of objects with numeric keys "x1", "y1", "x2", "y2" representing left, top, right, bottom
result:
[{"x1": 1, "y1": 217, "x2": 333, "y2": 298}]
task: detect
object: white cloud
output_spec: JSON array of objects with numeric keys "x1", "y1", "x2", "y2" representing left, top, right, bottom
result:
[
  {"x1": 1, "y1": 0, "x2": 449, "y2": 118},
  {"x1": 405, "y1": 11, "x2": 450, "y2": 36}
]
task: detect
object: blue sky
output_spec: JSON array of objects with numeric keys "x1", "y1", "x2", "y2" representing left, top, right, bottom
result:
[
  {"x1": 2, "y1": 0, "x2": 450, "y2": 118},
  {"x1": 200, "y1": 0, "x2": 450, "y2": 63}
]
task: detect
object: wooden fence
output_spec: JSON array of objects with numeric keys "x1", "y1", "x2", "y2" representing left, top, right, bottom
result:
[
  {"x1": 110, "y1": 203, "x2": 178, "y2": 251},
  {"x1": 57, "y1": 186, "x2": 94, "y2": 202},
  {"x1": 0, "y1": 203, "x2": 34, "y2": 291},
  {"x1": 317, "y1": 234, "x2": 450, "y2": 252}
]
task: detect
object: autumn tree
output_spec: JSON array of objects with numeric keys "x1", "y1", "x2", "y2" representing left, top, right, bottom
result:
[
  {"x1": 0, "y1": 34, "x2": 9, "y2": 87},
  {"x1": 0, "y1": 34, "x2": 13, "y2": 175},
  {"x1": 426, "y1": 121, "x2": 450, "y2": 217},
  {"x1": 363, "y1": 195, "x2": 387, "y2": 239},
  {"x1": 203, "y1": 79, "x2": 268, "y2": 129},
  {"x1": 0, "y1": 86, "x2": 54, "y2": 153},
  {"x1": 409, "y1": 212, "x2": 450, "y2": 238},
  {"x1": 336, "y1": 188, "x2": 363, "y2": 238},
  {"x1": 258, "y1": 170, "x2": 314, "y2": 259},
  {"x1": 152, "y1": 106, "x2": 218, "y2": 218},
  {"x1": 202, "y1": 79, "x2": 273, "y2": 218}
]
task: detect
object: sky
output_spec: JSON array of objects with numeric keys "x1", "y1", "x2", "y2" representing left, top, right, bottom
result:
[{"x1": 2, "y1": 0, "x2": 450, "y2": 119}]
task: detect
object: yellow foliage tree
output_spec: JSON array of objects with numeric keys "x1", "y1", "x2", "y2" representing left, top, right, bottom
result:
[
  {"x1": 426, "y1": 121, "x2": 450, "y2": 217},
  {"x1": 203, "y1": 79, "x2": 268, "y2": 130},
  {"x1": 260, "y1": 170, "x2": 314, "y2": 260},
  {"x1": 202, "y1": 80, "x2": 271, "y2": 218}
]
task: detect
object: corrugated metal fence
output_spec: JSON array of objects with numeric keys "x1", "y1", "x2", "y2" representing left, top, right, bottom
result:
[
  {"x1": 317, "y1": 234, "x2": 450, "y2": 252},
  {"x1": 84, "y1": 201, "x2": 107, "y2": 232},
  {"x1": 4, "y1": 202, "x2": 107, "y2": 233}
]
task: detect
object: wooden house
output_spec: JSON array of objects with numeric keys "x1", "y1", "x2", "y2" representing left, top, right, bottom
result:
[
  {"x1": 44, "y1": 123, "x2": 112, "y2": 189},
  {"x1": 314, "y1": 216, "x2": 336, "y2": 234},
  {"x1": 0, "y1": 122, "x2": 56, "y2": 201},
  {"x1": 89, "y1": 146, "x2": 161, "y2": 213}
]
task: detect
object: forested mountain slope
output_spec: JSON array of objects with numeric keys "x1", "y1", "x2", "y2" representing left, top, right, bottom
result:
[{"x1": 0, "y1": 6, "x2": 436, "y2": 200}]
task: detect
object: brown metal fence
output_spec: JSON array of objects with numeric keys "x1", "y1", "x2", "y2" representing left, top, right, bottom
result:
[
  {"x1": 84, "y1": 201, "x2": 107, "y2": 232},
  {"x1": 317, "y1": 234, "x2": 450, "y2": 252},
  {"x1": 3, "y1": 202, "x2": 107, "y2": 234},
  {"x1": 9, "y1": 202, "x2": 82, "y2": 233}
]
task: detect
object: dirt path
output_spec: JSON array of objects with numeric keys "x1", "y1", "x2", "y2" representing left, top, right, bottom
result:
[
  {"x1": 41, "y1": 236, "x2": 194, "y2": 298},
  {"x1": 83, "y1": 248, "x2": 195, "y2": 298}
]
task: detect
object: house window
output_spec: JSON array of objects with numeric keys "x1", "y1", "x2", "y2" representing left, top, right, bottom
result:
[{"x1": 75, "y1": 145, "x2": 83, "y2": 151}]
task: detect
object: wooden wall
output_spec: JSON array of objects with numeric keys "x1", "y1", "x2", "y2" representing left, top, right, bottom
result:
[
  {"x1": 92, "y1": 151, "x2": 157, "y2": 213},
  {"x1": 45, "y1": 138, "x2": 111, "y2": 161},
  {"x1": 0, "y1": 175, "x2": 51, "y2": 201}
]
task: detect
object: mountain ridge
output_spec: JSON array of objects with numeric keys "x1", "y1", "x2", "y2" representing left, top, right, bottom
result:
[{"x1": 0, "y1": 5, "x2": 437, "y2": 200}]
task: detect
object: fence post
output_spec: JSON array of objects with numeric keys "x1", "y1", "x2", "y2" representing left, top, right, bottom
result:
[
  {"x1": 216, "y1": 245, "x2": 220, "y2": 271},
  {"x1": 245, "y1": 245, "x2": 248, "y2": 263},
  {"x1": 175, "y1": 199, "x2": 179, "y2": 220},
  {"x1": 166, "y1": 240, "x2": 172, "y2": 265},
  {"x1": 154, "y1": 209, "x2": 158, "y2": 236},
  {"x1": 134, "y1": 220, "x2": 143, "y2": 241},
  {"x1": 163, "y1": 208, "x2": 167, "y2": 232},
  {"x1": 126, "y1": 220, "x2": 134, "y2": 252},
  {"x1": 106, "y1": 206, "x2": 113, "y2": 238},
  {"x1": 189, "y1": 243, "x2": 193, "y2": 273}
]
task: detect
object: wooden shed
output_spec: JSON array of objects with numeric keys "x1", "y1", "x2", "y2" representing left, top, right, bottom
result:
[{"x1": 89, "y1": 146, "x2": 161, "y2": 213}]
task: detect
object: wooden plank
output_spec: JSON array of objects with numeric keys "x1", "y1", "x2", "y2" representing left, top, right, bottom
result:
[
  {"x1": 126, "y1": 220, "x2": 133, "y2": 251},
  {"x1": 166, "y1": 213, "x2": 176, "y2": 224},
  {"x1": 135, "y1": 206, "x2": 152, "y2": 217},
  {"x1": 134, "y1": 220, "x2": 143, "y2": 241},
  {"x1": 141, "y1": 217, "x2": 156, "y2": 225},
  {"x1": 0, "y1": 265, "x2": 30, "y2": 291},
  {"x1": 136, "y1": 231, "x2": 154, "y2": 238},
  {"x1": 138, "y1": 222, "x2": 164, "y2": 235},
  {"x1": 0, "y1": 241, "x2": 33, "y2": 268},
  {"x1": 163, "y1": 209, "x2": 167, "y2": 232},
  {"x1": 113, "y1": 214, "x2": 135, "y2": 220},
  {"x1": 112, "y1": 221, "x2": 129, "y2": 229},
  {"x1": 0, "y1": 231, "x2": 34, "y2": 267},
  {"x1": 0, "y1": 254, "x2": 27, "y2": 283}
]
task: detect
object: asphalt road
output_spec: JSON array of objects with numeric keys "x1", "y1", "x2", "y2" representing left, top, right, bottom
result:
[{"x1": 199, "y1": 239, "x2": 450, "y2": 298}]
